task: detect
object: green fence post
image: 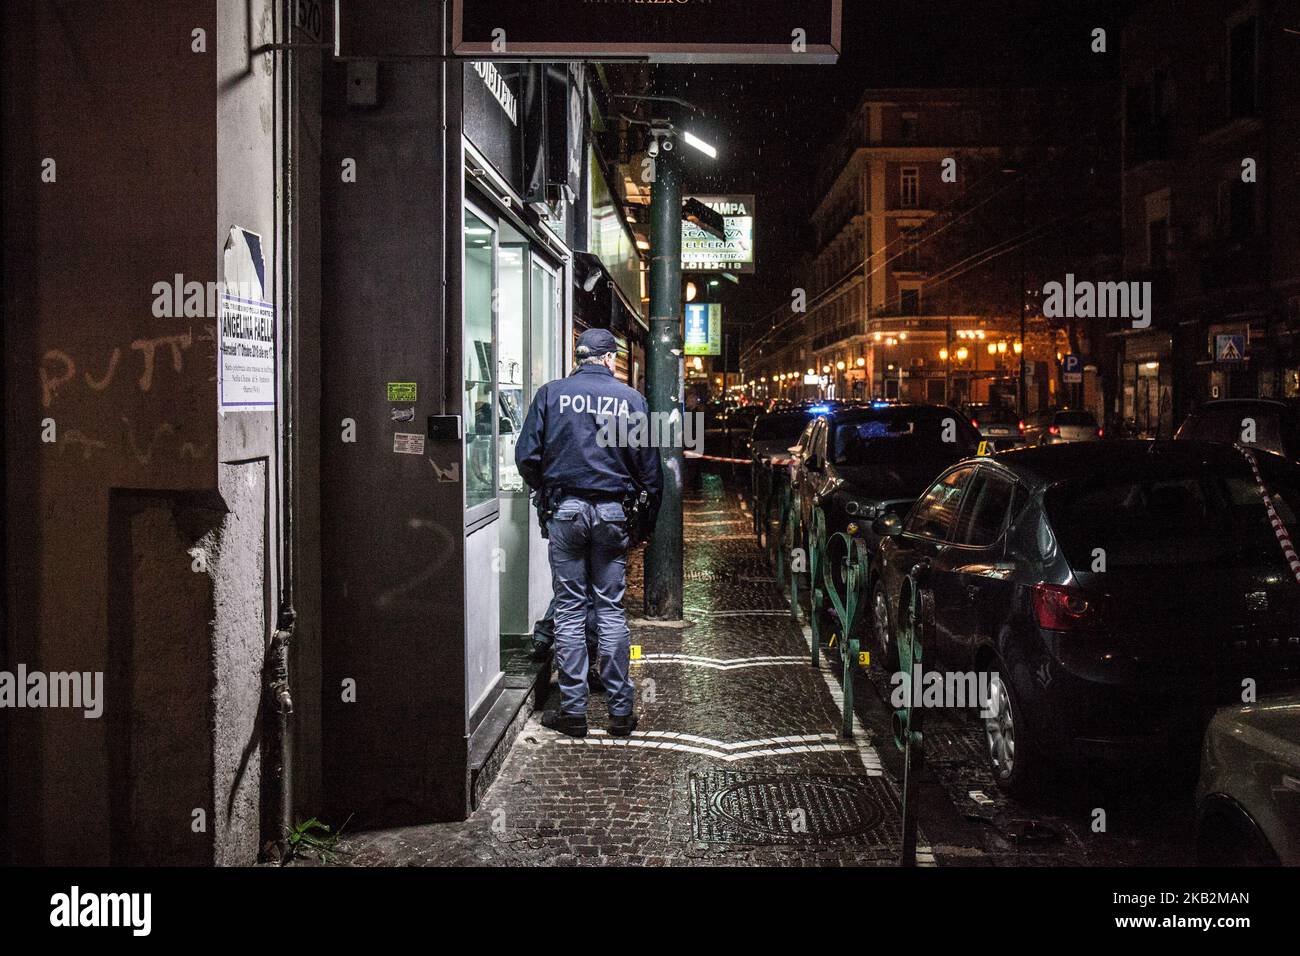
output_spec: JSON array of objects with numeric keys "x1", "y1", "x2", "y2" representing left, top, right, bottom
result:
[
  {"x1": 819, "y1": 531, "x2": 868, "y2": 739},
  {"x1": 894, "y1": 566, "x2": 932, "y2": 867},
  {"x1": 808, "y1": 507, "x2": 826, "y2": 667}
]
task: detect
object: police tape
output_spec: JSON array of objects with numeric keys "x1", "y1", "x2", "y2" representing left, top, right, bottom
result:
[
  {"x1": 1236, "y1": 444, "x2": 1300, "y2": 585},
  {"x1": 686, "y1": 452, "x2": 759, "y2": 468}
]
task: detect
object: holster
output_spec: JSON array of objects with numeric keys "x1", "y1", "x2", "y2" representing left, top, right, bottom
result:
[{"x1": 622, "y1": 488, "x2": 653, "y2": 547}]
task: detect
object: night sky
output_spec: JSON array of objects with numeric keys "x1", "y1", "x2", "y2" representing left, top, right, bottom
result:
[{"x1": 642, "y1": 0, "x2": 1134, "y2": 346}]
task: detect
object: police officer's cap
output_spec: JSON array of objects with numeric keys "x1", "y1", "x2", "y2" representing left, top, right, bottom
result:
[{"x1": 575, "y1": 328, "x2": 623, "y2": 358}]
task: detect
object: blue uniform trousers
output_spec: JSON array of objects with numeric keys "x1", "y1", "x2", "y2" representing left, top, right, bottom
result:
[{"x1": 547, "y1": 497, "x2": 634, "y2": 717}]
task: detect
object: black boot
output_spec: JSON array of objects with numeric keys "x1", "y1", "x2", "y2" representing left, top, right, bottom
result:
[
  {"x1": 541, "y1": 710, "x2": 588, "y2": 738},
  {"x1": 608, "y1": 713, "x2": 638, "y2": 737}
]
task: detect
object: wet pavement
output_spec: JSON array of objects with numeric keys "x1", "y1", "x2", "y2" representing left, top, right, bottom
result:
[{"x1": 326, "y1": 471, "x2": 1198, "y2": 867}]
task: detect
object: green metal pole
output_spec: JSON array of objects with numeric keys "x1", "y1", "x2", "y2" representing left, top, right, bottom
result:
[{"x1": 645, "y1": 146, "x2": 683, "y2": 621}]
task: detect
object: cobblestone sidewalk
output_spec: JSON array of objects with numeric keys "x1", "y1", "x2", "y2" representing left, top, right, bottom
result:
[{"x1": 334, "y1": 473, "x2": 921, "y2": 866}]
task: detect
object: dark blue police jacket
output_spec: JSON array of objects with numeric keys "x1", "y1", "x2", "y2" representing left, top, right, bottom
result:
[{"x1": 515, "y1": 363, "x2": 663, "y2": 516}]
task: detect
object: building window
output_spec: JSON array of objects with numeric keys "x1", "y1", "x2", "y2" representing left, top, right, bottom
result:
[
  {"x1": 899, "y1": 227, "x2": 922, "y2": 271},
  {"x1": 1228, "y1": 16, "x2": 1259, "y2": 119},
  {"x1": 1147, "y1": 218, "x2": 1168, "y2": 269},
  {"x1": 900, "y1": 288, "x2": 921, "y2": 315},
  {"x1": 900, "y1": 112, "x2": 918, "y2": 142},
  {"x1": 1222, "y1": 179, "x2": 1257, "y2": 243},
  {"x1": 1125, "y1": 70, "x2": 1169, "y2": 165},
  {"x1": 900, "y1": 167, "x2": 920, "y2": 208}
]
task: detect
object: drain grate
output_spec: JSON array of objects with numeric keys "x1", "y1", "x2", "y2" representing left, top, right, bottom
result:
[{"x1": 690, "y1": 770, "x2": 900, "y2": 846}]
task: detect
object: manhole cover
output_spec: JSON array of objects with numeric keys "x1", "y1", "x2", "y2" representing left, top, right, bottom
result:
[{"x1": 690, "y1": 770, "x2": 898, "y2": 846}]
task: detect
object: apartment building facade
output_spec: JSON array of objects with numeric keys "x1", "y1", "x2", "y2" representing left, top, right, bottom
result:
[
  {"x1": 1120, "y1": 0, "x2": 1300, "y2": 437},
  {"x1": 745, "y1": 86, "x2": 1120, "y2": 419}
]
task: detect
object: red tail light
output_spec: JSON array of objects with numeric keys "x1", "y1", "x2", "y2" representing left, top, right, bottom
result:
[
  {"x1": 971, "y1": 418, "x2": 979, "y2": 428},
  {"x1": 1048, "y1": 424, "x2": 1061, "y2": 436},
  {"x1": 1018, "y1": 420, "x2": 1025, "y2": 433},
  {"x1": 1033, "y1": 584, "x2": 1103, "y2": 631},
  {"x1": 1095, "y1": 427, "x2": 1104, "y2": 437}
]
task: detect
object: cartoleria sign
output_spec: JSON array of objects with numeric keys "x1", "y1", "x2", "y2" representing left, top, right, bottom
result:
[{"x1": 452, "y1": 1, "x2": 842, "y2": 63}]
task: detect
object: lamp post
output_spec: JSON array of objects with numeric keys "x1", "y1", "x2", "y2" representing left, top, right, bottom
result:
[{"x1": 637, "y1": 111, "x2": 717, "y2": 622}]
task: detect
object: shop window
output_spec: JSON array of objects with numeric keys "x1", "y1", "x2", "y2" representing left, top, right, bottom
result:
[
  {"x1": 497, "y1": 244, "x2": 527, "y2": 494},
  {"x1": 464, "y1": 208, "x2": 497, "y2": 510}
]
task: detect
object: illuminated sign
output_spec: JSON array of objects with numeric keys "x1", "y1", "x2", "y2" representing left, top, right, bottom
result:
[
  {"x1": 684, "y1": 303, "x2": 722, "y2": 357},
  {"x1": 682, "y1": 195, "x2": 755, "y2": 274},
  {"x1": 451, "y1": 1, "x2": 842, "y2": 64}
]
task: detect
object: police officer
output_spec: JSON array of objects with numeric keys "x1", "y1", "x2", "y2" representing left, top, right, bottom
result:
[{"x1": 515, "y1": 328, "x2": 662, "y2": 738}]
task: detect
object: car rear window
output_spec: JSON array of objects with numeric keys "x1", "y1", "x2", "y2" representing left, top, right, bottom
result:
[
  {"x1": 1180, "y1": 406, "x2": 1285, "y2": 455},
  {"x1": 970, "y1": 405, "x2": 1020, "y2": 425},
  {"x1": 1045, "y1": 460, "x2": 1300, "y2": 569},
  {"x1": 1054, "y1": 410, "x2": 1097, "y2": 426},
  {"x1": 753, "y1": 413, "x2": 812, "y2": 441},
  {"x1": 832, "y1": 408, "x2": 978, "y2": 465}
]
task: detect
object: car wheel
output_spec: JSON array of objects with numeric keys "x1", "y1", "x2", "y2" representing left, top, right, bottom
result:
[
  {"x1": 982, "y1": 667, "x2": 1039, "y2": 795},
  {"x1": 871, "y1": 580, "x2": 898, "y2": 670}
]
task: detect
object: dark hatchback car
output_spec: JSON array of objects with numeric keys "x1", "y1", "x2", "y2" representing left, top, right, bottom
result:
[
  {"x1": 964, "y1": 402, "x2": 1026, "y2": 449},
  {"x1": 870, "y1": 440, "x2": 1300, "y2": 793},
  {"x1": 1175, "y1": 398, "x2": 1300, "y2": 463},
  {"x1": 789, "y1": 403, "x2": 981, "y2": 552}
]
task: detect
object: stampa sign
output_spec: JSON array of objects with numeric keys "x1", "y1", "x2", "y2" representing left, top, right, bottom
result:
[
  {"x1": 451, "y1": 0, "x2": 842, "y2": 64},
  {"x1": 682, "y1": 195, "x2": 755, "y2": 274}
]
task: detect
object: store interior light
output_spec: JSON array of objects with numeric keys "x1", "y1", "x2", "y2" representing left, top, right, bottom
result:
[
  {"x1": 682, "y1": 130, "x2": 718, "y2": 159},
  {"x1": 685, "y1": 281, "x2": 698, "y2": 302}
]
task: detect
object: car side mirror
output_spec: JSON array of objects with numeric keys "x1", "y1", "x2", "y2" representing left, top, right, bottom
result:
[{"x1": 872, "y1": 513, "x2": 903, "y2": 538}]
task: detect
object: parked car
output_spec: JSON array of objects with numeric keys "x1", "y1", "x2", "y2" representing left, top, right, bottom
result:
[
  {"x1": 788, "y1": 403, "x2": 980, "y2": 554},
  {"x1": 748, "y1": 408, "x2": 817, "y2": 466},
  {"x1": 963, "y1": 402, "x2": 1026, "y2": 449},
  {"x1": 1195, "y1": 692, "x2": 1300, "y2": 866},
  {"x1": 1022, "y1": 407, "x2": 1102, "y2": 445},
  {"x1": 1175, "y1": 398, "x2": 1300, "y2": 463},
  {"x1": 870, "y1": 440, "x2": 1300, "y2": 793}
]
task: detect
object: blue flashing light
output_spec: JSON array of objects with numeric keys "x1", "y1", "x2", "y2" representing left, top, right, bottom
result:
[{"x1": 807, "y1": 404, "x2": 832, "y2": 415}]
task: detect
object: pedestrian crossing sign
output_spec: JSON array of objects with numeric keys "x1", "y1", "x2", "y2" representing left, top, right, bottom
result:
[{"x1": 1216, "y1": 334, "x2": 1246, "y2": 362}]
